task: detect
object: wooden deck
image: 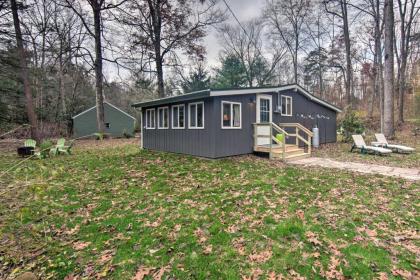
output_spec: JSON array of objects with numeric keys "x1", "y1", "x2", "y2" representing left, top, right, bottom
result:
[{"x1": 253, "y1": 144, "x2": 310, "y2": 160}]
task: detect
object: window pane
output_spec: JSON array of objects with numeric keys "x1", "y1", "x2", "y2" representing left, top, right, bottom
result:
[
  {"x1": 281, "y1": 97, "x2": 286, "y2": 114},
  {"x1": 190, "y1": 105, "x2": 196, "y2": 127},
  {"x1": 179, "y1": 106, "x2": 184, "y2": 127},
  {"x1": 197, "y1": 103, "x2": 203, "y2": 127},
  {"x1": 287, "y1": 98, "x2": 291, "y2": 115},
  {"x1": 173, "y1": 107, "x2": 178, "y2": 127},
  {"x1": 159, "y1": 109, "x2": 163, "y2": 127},
  {"x1": 223, "y1": 103, "x2": 231, "y2": 127},
  {"x1": 151, "y1": 111, "x2": 155, "y2": 127},
  {"x1": 164, "y1": 108, "x2": 168, "y2": 127},
  {"x1": 233, "y1": 104, "x2": 240, "y2": 127},
  {"x1": 260, "y1": 99, "x2": 269, "y2": 122}
]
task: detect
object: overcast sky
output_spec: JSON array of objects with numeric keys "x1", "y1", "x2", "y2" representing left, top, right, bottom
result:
[{"x1": 203, "y1": 0, "x2": 266, "y2": 67}]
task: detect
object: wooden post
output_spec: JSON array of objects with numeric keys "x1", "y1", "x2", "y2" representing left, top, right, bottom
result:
[
  {"x1": 269, "y1": 123, "x2": 273, "y2": 160},
  {"x1": 295, "y1": 127, "x2": 298, "y2": 146}
]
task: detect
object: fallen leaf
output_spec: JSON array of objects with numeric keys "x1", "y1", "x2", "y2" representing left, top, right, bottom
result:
[
  {"x1": 132, "y1": 265, "x2": 153, "y2": 280},
  {"x1": 203, "y1": 245, "x2": 213, "y2": 254},
  {"x1": 296, "y1": 210, "x2": 305, "y2": 220},
  {"x1": 249, "y1": 249, "x2": 272, "y2": 263},
  {"x1": 73, "y1": 241, "x2": 91, "y2": 251}
]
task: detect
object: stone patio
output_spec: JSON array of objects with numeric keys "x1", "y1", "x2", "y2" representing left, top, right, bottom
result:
[{"x1": 290, "y1": 157, "x2": 420, "y2": 181}]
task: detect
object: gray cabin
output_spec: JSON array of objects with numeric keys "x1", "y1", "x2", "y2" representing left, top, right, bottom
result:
[
  {"x1": 72, "y1": 102, "x2": 136, "y2": 138},
  {"x1": 132, "y1": 84, "x2": 341, "y2": 159}
]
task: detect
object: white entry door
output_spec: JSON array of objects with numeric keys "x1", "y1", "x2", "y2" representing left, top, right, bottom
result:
[{"x1": 256, "y1": 94, "x2": 272, "y2": 145}]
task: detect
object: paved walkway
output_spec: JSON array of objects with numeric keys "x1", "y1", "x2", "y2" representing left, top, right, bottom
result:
[{"x1": 290, "y1": 157, "x2": 420, "y2": 181}]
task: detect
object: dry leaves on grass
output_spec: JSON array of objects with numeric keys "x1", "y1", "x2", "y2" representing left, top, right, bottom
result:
[
  {"x1": 98, "y1": 249, "x2": 115, "y2": 265},
  {"x1": 72, "y1": 241, "x2": 91, "y2": 250},
  {"x1": 194, "y1": 228, "x2": 207, "y2": 244},
  {"x1": 233, "y1": 237, "x2": 246, "y2": 255},
  {"x1": 248, "y1": 249, "x2": 272, "y2": 263},
  {"x1": 296, "y1": 210, "x2": 305, "y2": 220},
  {"x1": 325, "y1": 256, "x2": 344, "y2": 280},
  {"x1": 305, "y1": 231, "x2": 322, "y2": 246},
  {"x1": 132, "y1": 265, "x2": 168, "y2": 280},
  {"x1": 203, "y1": 244, "x2": 213, "y2": 255},
  {"x1": 242, "y1": 268, "x2": 263, "y2": 280}
]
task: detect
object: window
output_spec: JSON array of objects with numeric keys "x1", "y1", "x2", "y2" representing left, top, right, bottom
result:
[
  {"x1": 188, "y1": 102, "x2": 204, "y2": 129},
  {"x1": 105, "y1": 123, "x2": 110, "y2": 129},
  {"x1": 172, "y1": 105, "x2": 185, "y2": 129},
  {"x1": 222, "y1": 101, "x2": 241, "y2": 129},
  {"x1": 259, "y1": 98, "x2": 271, "y2": 122},
  {"x1": 158, "y1": 107, "x2": 169, "y2": 129},
  {"x1": 281, "y1": 95, "x2": 292, "y2": 116},
  {"x1": 145, "y1": 109, "x2": 155, "y2": 129}
]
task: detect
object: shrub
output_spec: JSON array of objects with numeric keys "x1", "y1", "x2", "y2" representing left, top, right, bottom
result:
[
  {"x1": 122, "y1": 129, "x2": 133, "y2": 138},
  {"x1": 339, "y1": 110, "x2": 365, "y2": 142}
]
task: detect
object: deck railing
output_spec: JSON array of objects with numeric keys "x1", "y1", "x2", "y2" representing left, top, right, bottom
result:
[
  {"x1": 253, "y1": 122, "x2": 288, "y2": 160},
  {"x1": 278, "y1": 123, "x2": 313, "y2": 155}
]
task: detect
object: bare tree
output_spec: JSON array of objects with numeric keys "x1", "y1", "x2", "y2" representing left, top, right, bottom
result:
[
  {"x1": 10, "y1": 0, "x2": 39, "y2": 140},
  {"x1": 266, "y1": 0, "x2": 311, "y2": 84},
  {"x1": 383, "y1": 0, "x2": 394, "y2": 137},
  {"x1": 119, "y1": 0, "x2": 225, "y2": 98},
  {"x1": 218, "y1": 19, "x2": 286, "y2": 87},
  {"x1": 395, "y1": 0, "x2": 419, "y2": 123},
  {"x1": 64, "y1": 0, "x2": 126, "y2": 133},
  {"x1": 323, "y1": 0, "x2": 354, "y2": 107}
]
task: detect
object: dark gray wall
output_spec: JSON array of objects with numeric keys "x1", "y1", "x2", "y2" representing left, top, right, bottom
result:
[
  {"x1": 141, "y1": 89, "x2": 337, "y2": 158},
  {"x1": 272, "y1": 89, "x2": 337, "y2": 144},
  {"x1": 73, "y1": 103, "x2": 136, "y2": 138},
  {"x1": 142, "y1": 98, "x2": 216, "y2": 158}
]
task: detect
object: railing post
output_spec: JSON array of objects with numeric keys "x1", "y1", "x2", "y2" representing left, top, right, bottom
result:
[
  {"x1": 308, "y1": 135, "x2": 312, "y2": 155},
  {"x1": 295, "y1": 127, "x2": 298, "y2": 146},
  {"x1": 282, "y1": 134, "x2": 286, "y2": 161},
  {"x1": 269, "y1": 123, "x2": 273, "y2": 159}
]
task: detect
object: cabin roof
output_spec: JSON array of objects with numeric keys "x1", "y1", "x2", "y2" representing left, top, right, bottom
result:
[{"x1": 132, "y1": 84, "x2": 342, "y2": 113}]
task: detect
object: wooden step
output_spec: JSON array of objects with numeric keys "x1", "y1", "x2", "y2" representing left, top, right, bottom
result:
[{"x1": 284, "y1": 153, "x2": 311, "y2": 161}]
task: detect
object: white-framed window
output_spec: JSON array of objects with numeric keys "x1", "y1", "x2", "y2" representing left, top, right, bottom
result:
[
  {"x1": 172, "y1": 104, "x2": 185, "y2": 129},
  {"x1": 157, "y1": 107, "x2": 169, "y2": 129},
  {"x1": 221, "y1": 101, "x2": 241, "y2": 129},
  {"x1": 145, "y1": 109, "x2": 155, "y2": 129},
  {"x1": 281, "y1": 95, "x2": 292, "y2": 116},
  {"x1": 188, "y1": 102, "x2": 204, "y2": 129}
]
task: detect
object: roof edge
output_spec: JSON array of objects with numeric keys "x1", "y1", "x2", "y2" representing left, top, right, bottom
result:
[{"x1": 72, "y1": 101, "x2": 136, "y2": 120}]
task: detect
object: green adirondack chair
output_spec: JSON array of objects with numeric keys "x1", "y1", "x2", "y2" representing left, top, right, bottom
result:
[{"x1": 50, "y1": 138, "x2": 73, "y2": 155}]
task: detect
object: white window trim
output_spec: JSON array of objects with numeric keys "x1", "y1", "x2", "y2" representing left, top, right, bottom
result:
[
  {"x1": 281, "y1": 95, "x2": 293, "y2": 116},
  {"x1": 145, "y1": 108, "x2": 155, "y2": 129},
  {"x1": 157, "y1": 106, "x2": 169, "y2": 129},
  {"x1": 188, "y1": 102, "x2": 205, "y2": 129},
  {"x1": 172, "y1": 104, "x2": 185, "y2": 129},
  {"x1": 221, "y1": 101, "x2": 242, "y2": 129}
]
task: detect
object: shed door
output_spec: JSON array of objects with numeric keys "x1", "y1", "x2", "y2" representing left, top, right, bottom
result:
[{"x1": 256, "y1": 94, "x2": 272, "y2": 146}]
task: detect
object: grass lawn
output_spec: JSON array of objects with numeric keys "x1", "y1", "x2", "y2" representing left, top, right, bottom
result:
[
  {"x1": 312, "y1": 123, "x2": 419, "y2": 169},
  {"x1": 0, "y1": 140, "x2": 418, "y2": 279}
]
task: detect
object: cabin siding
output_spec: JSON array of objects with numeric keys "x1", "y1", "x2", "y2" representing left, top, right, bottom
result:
[
  {"x1": 140, "y1": 88, "x2": 337, "y2": 158},
  {"x1": 271, "y1": 89, "x2": 337, "y2": 144},
  {"x1": 213, "y1": 95, "x2": 256, "y2": 158},
  {"x1": 142, "y1": 98, "x2": 216, "y2": 158},
  {"x1": 73, "y1": 103, "x2": 136, "y2": 138}
]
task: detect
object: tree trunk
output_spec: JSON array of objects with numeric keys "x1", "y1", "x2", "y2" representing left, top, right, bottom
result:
[
  {"x1": 149, "y1": 0, "x2": 165, "y2": 97},
  {"x1": 341, "y1": 0, "x2": 353, "y2": 107},
  {"x1": 383, "y1": 0, "x2": 394, "y2": 137},
  {"x1": 10, "y1": 0, "x2": 39, "y2": 141},
  {"x1": 59, "y1": 42, "x2": 66, "y2": 117},
  {"x1": 93, "y1": 3, "x2": 105, "y2": 133}
]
